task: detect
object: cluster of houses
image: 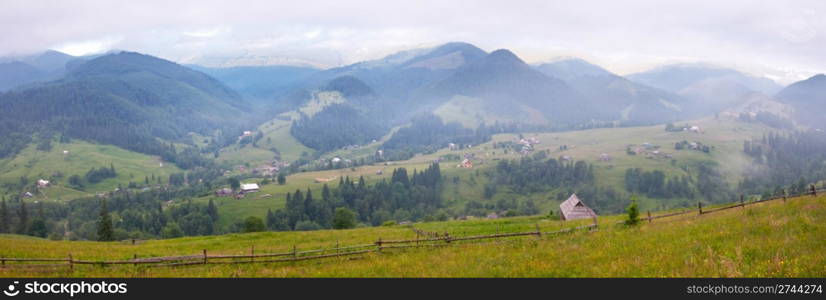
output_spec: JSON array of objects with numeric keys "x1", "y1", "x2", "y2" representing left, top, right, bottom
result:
[
  {"x1": 239, "y1": 131, "x2": 253, "y2": 140},
  {"x1": 447, "y1": 143, "x2": 474, "y2": 151},
  {"x1": 517, "y1": 137, "x2": 541, "y2": 154},
  {"x1": 627, "y1": 142, "x2": 673, "y2": 160},
  {"x1": 232, "y1": 160, "x2": 289, "y2": 177}
]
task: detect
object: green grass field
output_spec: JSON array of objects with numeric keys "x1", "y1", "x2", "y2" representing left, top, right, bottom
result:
[
  {"x1": 1, "y1": 193, "x2": 823, "y2": 277},
  {"x1": 0, "y1": 141, "x2": 183, "y2": 201}
]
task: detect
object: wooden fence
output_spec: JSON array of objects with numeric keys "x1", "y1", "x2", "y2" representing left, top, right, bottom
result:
[{"x1": 0, "y1": 185, "x2": 821, "y2": 272}]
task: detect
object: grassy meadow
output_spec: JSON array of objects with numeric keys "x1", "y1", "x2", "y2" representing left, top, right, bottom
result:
[
  {"x1": 0, "y1": 193, "x2": 823, "y2": 277},
  {"x1": 0, "y1": 140, "x2": 183, "y2": 202}
]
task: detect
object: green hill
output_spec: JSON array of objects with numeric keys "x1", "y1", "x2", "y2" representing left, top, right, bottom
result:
[{"x1": 0, "y1": 140, "x2": 183, "y2": 201}]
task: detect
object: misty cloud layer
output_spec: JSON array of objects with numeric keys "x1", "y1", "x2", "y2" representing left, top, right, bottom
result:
[{"x1": 2, "y1": 0, "x2": 824, "y2": 84}]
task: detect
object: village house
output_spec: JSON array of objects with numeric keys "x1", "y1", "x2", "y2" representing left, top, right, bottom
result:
[
  {"x1": 486, "y1": 212, "x2": 499, "y2": 219},
  {"x1": 37, "y1": 179, "x2": 50, "y2": 188},
  {"x1": 239, "y1": 183, "x2": 260, "y2": 194},
  {"x1": 458, "y1": 158, "x2": 473, "y2": 168},
  {"x1": 559, "y1": 193, "x2": 598, "y2": 221},
  {"x1": 598, "y1": 153, "x2": 612, "y2": 162}
]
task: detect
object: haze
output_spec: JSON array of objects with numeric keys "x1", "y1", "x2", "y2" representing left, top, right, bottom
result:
[{"x1": 1, "y1": 0, "x2": 825, "y2": 84}]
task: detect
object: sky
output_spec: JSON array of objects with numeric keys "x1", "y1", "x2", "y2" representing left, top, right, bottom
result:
[{"x1": 1, "y1": 0, "x2": 825, "y2": 84}]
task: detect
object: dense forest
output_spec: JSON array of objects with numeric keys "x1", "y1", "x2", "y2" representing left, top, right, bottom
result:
[
  {"x1": 624, "y1": 168, "x2": 694, "y2": 199},
  {"x1": 290, "y1": 103, "x2": 386, "y2": 152},
  {"x1": 380, "y1": 114, "x2": 497, "y2": 161},
  {"x1": 0, "y1": 186, "x2": 219, "y2": 240},
  {"x1": 266, "y1": 163, "x2": 445, "y2": 230},
  {"x1": 740, "y1": 130, "x2": 826, "y2": 196}
]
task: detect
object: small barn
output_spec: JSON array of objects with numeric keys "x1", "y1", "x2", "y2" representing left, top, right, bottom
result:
[{"x1": 559, "y1": 194, "x2": 598, "y2": 221}]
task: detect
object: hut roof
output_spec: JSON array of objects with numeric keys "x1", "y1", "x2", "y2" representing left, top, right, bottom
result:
[{"x1": 559, "y1": 193, "x2": 597, "y2": 221}]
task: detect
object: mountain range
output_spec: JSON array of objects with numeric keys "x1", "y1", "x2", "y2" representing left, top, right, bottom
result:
[
  {"x1": 3, "y1": 41, "x2": 825, "y2": 159},
  {"x1": 0, "y1": 51, "x2": 251, "y2": 159}
]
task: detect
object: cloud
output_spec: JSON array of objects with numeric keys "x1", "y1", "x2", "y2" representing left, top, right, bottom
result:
[
  {"x1": 53, "y1": 36, "x2": 123, "y2": 56},
  {"x1": 1, "y1": 0, "x2": 825, "y2": 84}
]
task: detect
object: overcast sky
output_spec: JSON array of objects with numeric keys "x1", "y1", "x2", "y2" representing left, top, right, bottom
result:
[{"x1": 2, "y1": 0, "x2": 824, "y2": 84}]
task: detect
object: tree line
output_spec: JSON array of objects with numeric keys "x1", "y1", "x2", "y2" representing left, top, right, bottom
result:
[{"x1": 265, "y1": 163, "x2": 444, "y2": 231}]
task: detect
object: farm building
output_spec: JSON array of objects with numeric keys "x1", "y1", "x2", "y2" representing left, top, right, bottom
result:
[
  {"x1": 37, "y1": 179, "x2": 50, "y2": 188},
  {"x1": 239, "y1": 183, "x2": 260, "y2": 194},
  {"x1": 559, "y1": 194, "x2": 598, "y2": 221}
]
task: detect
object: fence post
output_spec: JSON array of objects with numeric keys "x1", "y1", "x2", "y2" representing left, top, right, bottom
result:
[
  {"x1": 131, "y1": 239, "x2": 135, "y2": 245},
  {"x1": 133, "y1": 254, "x2": 137, "y2": 267},
  {"x1": 292, "y1": 245, "x2": 297, "y2": 260},
  {"x1": 592, "y1": 216, "x2": 598, "y2": 230},
  {"x1": 783, "y1": 189, "x2": 787, "y2": 203},
  {"x1": 68, "y1": 253, "x2": 73, "y2": 271},
  {"x1": 647, "y1": 211, "x2": 652, "y2": 223},
  {"x1": 250, "y1": 245, "x2": 254, "y2": 263},
  {"x1": 740, "y1": 194, "x2": 745, "y2": 208},
  {"x1": 811, "y1": 184, "x2": 817, "y2": 197},
  {"x1": 535, "y1": 223, "x2": 542, "y2": 237},
  {"x1": 698, "y1": 202, "x2": 703, "y2": 215},
  {"x1": 203, "y1": 249, "x2": 207, "y2": 264}
]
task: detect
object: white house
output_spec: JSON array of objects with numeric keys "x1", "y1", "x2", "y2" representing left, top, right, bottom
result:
[
  {"x1": 37, "y1": 179, "x2": 50, "y2": 188},
  {"x1": 240, "y1": 183, "x2": 260, "y2": 194}
]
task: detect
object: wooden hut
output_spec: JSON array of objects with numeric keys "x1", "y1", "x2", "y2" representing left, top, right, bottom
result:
[{"x1": 559, "y1": 193, "x2": 597, "y2": 221}]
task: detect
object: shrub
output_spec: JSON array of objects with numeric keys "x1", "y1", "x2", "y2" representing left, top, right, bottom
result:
[
  {"x1": 332, "y1": 207, "x2": 357, "y2": 229},
  {"x1": 242, "y1": 216, "x2": 266, "y2": 233}
]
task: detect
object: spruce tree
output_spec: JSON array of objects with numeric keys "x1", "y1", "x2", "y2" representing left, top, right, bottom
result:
[
  {"x1": 0, "y1": 197, "x2": 8, "y2": 233},
  {"x1": 625, "y1": 195, "x2": 640, "y2": 225},
  {"x1": 207, "y1": 199, "x2": 219, "y2": 221},
  {"x1": 97, "y1": 199, "x2": 115, "y2": 241},
  {"x1": 16, "y1": 200, "x2": 28, "y2": 235}
]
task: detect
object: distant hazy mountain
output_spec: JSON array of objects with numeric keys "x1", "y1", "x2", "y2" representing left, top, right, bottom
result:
[
  {"x1": 627, "y1": 64, "x2": 783, "y2": 116},
  {"x1": 775, "y1": 74, "x2": 826, "y2": 128},
  {"x1": 535, "y1": 58, "x2": 685, "y2": 124},
  {"x1": 0, "y1": 61, "x2": 47, "y2": 91},
  {"x1": 627, "y1": 64, "x2": 782, "y2": 95},
  {"x1": 534, "y1": 58, "x2": 612, "y2": 82},
  {"x1": 285, "y1": 44, "x2": 688, "y2": 128},
  {"x1": 0, "y1": 50, "x2": 78, "y2": 91},
  {"x1": 302, "y1": 42, "x2": 487, "y2": 100},
  {"x1": 190, "y1": 65, "x2": 319, "y2": 104},
  {"x1": 417, "y1": 49, "x2": 587, "y2": 124},
  {"x1": 0, "y1": 51, "x2": 251, "y2": 158}
]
